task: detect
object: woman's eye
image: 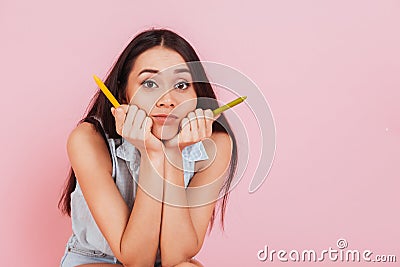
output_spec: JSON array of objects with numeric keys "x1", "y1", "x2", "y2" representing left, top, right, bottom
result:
[
  {"x1": 142, "y1": 80, "x2": 158, "y2": 89},
  {"x1": 174, "y1": 81, "x2": 190, "y2": 90}
]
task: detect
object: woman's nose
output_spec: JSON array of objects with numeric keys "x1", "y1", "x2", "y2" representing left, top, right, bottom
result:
[{"x1": 156, "y1": 92, "x2": 176, "y2": 108}]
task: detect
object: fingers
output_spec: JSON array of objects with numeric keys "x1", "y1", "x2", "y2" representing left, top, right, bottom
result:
[
  {"x1": 133, "y1": 109, "x2": 146, "y2": 130},
  {"x1": 111, "y1": 104, "x2": 148, "y2": 137},
  {"x1": 204, "y1": 109, "x2": 214, "y2": 137},
  {"x1": 180, "y1": 108, "x2": 213, "y2": 142},
  {"x1": 111, "y1": 104, "x2": 129, "y2": 135},
  {"x1": 122, "y1": 105, "x2": 138, "y2": 137},
  {"x1": 187, "y1": 111, "x2": 198, "y2": 139},
  {"x1": 111, "y1": 105, "x2": 162, "y2": 153},
  {"x1": 195, "y1": 108, "x2": 206, "y2": 137},
  {"x1": 143, "y1": 117, "x2": 153, "y2": 133},
  {"x1": 180, "y1": 117, "x2": 191, "y2": 138},
  {"x1": 213, "y1": 113, "x2": 221, "y2": 121}
]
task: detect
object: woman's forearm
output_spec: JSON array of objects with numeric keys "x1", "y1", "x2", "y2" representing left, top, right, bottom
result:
[
  {"x1": 160, "y1": 152, "x2": 199, "y2": 266},
  {"x1": 120, "y1": 152, "x2": 164, "y2": 266}
]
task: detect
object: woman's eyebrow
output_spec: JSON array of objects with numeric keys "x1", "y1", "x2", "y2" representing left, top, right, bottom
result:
[
  {"x1": 138, "y1": 68, "x2": 159, "y2": 76},
  {"x1": 137, "y1": 68, "x2": 191, "y2": 77},
  {"x1": 173, "y1": 68, "x2": 190, "y2": 74}
]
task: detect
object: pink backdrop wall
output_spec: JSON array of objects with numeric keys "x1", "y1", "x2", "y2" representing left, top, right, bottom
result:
[{"x1": 1, "y1": 0, "x2": 399, "y2": 266}]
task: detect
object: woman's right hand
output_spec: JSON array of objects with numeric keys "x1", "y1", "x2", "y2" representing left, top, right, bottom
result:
[{"x1": 111, "y1": 104, "x2": 163, "y2": 156}]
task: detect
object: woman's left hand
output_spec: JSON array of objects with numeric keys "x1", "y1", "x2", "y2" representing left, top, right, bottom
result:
[{"x1": 163, "y1": 108, "x2": 217, "y2": 152}]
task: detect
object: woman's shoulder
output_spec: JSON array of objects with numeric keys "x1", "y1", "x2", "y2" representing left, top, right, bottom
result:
[
  {"x1": 67, "y1": 122, "x2": 112, "y2": 172},
  {"x1": 210, "y1": 131, "x2": 231, "y2": 145},
  {"x1": 195, "y1": 131, "x2": 232, "y2": 171},
  {"x1": 68, "y1": 121, "x2": 105, "y2": 147},
  {"x1": 205, "y1": 131, "x2": 232, "y2": 154}
]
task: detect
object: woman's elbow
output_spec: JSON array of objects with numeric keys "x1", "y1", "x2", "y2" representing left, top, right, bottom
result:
[
  {"x1": 118, "y1": 234, "x2": 159, "y2": 266},
  {"x1": 119, "y1": 254, "x2": 156, "y2": 267},
  {"x1": 161, "y1": 249, "x2": 199, "y2": 267},
  {"x1": 118, "y1": 244, "x2": 158, "y2": 266},
  {"x1": 161, "y1": 257, "x2": 203, "y2": 267}
]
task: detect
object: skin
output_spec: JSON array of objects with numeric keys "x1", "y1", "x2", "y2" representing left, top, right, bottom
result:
[
  {"x1": 125, "y1": 48, "x2": 199, "y2": 141},
  {"x1": 67, "y1": 47, "x2": 232, "y2": 267}
]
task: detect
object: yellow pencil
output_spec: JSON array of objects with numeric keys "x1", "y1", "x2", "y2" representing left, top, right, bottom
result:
[
  {"x1": 212, "y1": 96, "x2": 247, "y2": 116},
  {"x1": 93, "y1": 75, "x2": 121, "y2": 108}
]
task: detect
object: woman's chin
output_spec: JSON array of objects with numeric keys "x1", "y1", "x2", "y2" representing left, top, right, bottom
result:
[{"x1": 152, "y1": 128, "x2": 178, "y2": 141}]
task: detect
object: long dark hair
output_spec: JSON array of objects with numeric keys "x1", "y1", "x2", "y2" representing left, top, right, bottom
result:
[{"x1": 58, "y1": 28, "x2": 238, "y2": 233}]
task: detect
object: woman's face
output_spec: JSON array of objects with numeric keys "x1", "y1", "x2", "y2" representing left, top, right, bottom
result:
[{"x1": 125, "y1": 46, "x2": 197, "y2": 140}]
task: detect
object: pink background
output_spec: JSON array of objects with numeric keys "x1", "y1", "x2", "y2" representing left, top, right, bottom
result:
[{"x1": 1, "y1": 0, "x2": 399, "y2": 266}]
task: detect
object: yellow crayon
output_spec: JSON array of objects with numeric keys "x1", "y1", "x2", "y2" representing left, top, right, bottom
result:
[
  {"x1": 93, "y1": 75, "x2": 121, "y2": 108},
  {"x1": 212, "y1": 96, "x2": 247, "y2": 116}
]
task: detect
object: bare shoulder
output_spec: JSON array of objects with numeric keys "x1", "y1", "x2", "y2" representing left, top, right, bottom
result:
[
  {"x1": 67, "y1": 122, "x2": 108, "y2": 156},
  {"x1": 68, "y1": 121, "x2": 103, "y2": 142},
  {"x1": 195, "y1": 131, "x2": 232, "y2": 172},
  {"x1": 205, "y1": 131, "x2": 232, "y2": 157},
  {"x1": 210, "y1": 131, "x2": 232, "y2": 147},
  {"x1": 67, "y1": 121, "x2": 112, "y2": 176}
]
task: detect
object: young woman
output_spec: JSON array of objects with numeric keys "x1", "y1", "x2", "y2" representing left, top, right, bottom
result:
[{"x1": 58, "y1": 28, "x2": 238, "y2": 267}]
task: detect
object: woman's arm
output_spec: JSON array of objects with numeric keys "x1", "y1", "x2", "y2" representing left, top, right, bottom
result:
[
  {"x1": 160, "y1": 132, "x2": 232, "y2": 267},
  {"x1": 68, "y1": 122, "x2": 164, "y2": 267}
]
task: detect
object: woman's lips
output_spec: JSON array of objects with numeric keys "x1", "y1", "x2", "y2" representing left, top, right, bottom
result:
[{"x1": 151, "y1": 114, "x2": 178, "y2": 125}]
